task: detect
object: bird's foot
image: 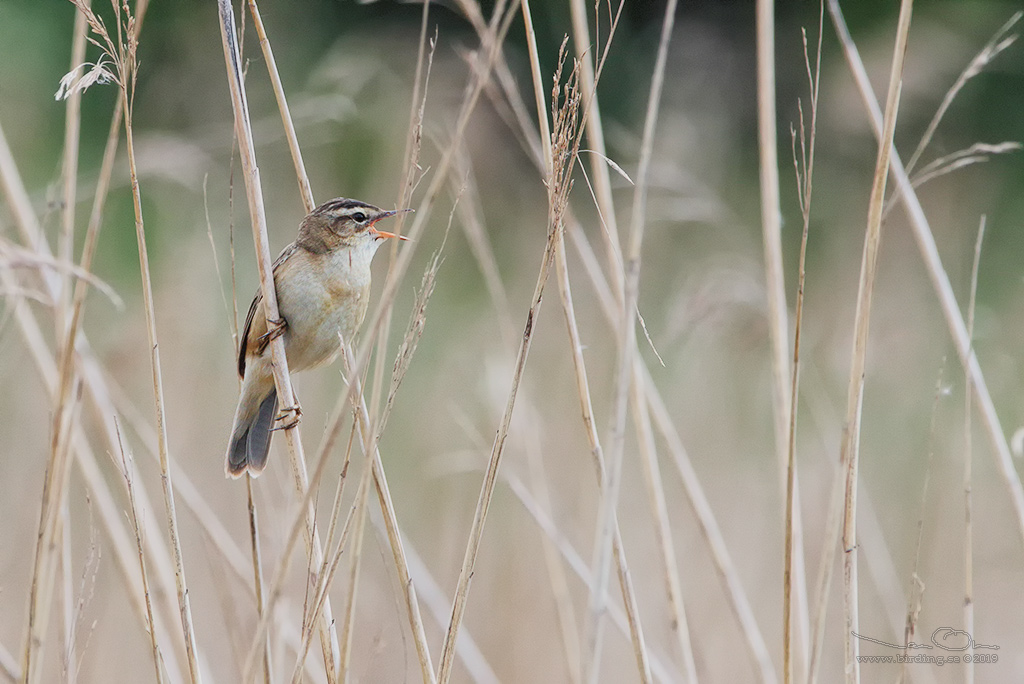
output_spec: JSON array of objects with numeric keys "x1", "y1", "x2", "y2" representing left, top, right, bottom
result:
[
  {"x1": 273, "y1": 403, "x2": 302, "y2": 431},
  {"x1": 259, "y1": 316, "x2": 288, "y2": 345}
]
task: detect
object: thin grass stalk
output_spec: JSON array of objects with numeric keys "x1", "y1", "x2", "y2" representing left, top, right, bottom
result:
[
  {"x1": 241, "y1": 7, "x2": 525, "y2": 675},
  {"x1": 58, "y1": 0, "x2": 89, "y2": 320},
  {"x1": 299, "y1": 0, "x2": 522, "y2": 514},
  {"x1": 567, "y1": 0, "x2": 623, "y2": 295},
  {"x1": 783, "y1": 172, "x2": 811, "y2": 684},
  {"x1": 339, "y1": 459, "x2": 368, "y2": 680},
  {"x1": 55, "y1": 10, "x2": 114, "y2": 678},
  {"x1": 565, "y1": 216, "x2": 776, "y2": 682},
  {"x1": 0, "y1": 127, "x2": 191, "y2": 684},
  {"x1": 245, "y1": 477, "x2": 272, "y2": 684},
  {"x1": 447, "y1": 13, "x2": 659, "y2": 670},
  {"x1": 836, "y1": 3, "x2": 913, "y2": 682},
  {"x1": 215, "y1": 2, "x2": 341, "y2": 678},
  {"x1": 20, "y1": 3, "x2": 111, "y2": 677},
  {"x1": 290, "y1": 454, "x2": 372, "y2": 684},
  {"x1": 502, "y1": 473, "x2": 678, "y2": 683},
  {"x1": 585, "y1": 1, "x2": 676, "y2": 679},
  {"x1": 826, "y1": 0, "x2": 1024, "y2": 550},
  {"x1": 784, "y1": 8, "x2": 822, "y2": 683},
  {"x1": 368, "y1": 0, "x2": 433, "y2": 424},
  {"x1": 58, "y1": 504, "x2": 74, "y2": 684},
  {"x1": 629, "y1": 375, "x2": 696, "y2": 681},
  {"x1": 963, "y1": 217, "x2": 984, "y2": 684},
  {"x1": 556, "y1": 237, "x2": 654, "y2": 683},
  {"x1": 0, "y1": 275, "x2": 186, "y2": 684},
  {"x1": 117, "y1": 425, "x2": 166, "y2": 684},
  {"x1": 897, "y1": 367, "x2": 944, "y2": 684},
  {"x1": 514, "y1": 8, "x2": 583, "y2": 678},
  {"x1": 523, "y1": 423, "x2": 583, "y2": 684},
  {"x1": 904, "y1": 12, "x2": 1021, "y2": 176},
  {"x1": 245, "y1": 0, "x2": 314, "y2": 212},
  {"x1": 755, "y1": 0, "x2": 794, "y2": 496},
  {"x1": 436, "y1": 205, "x2": 565, "y2": 684},
  {"x1": 437, "y1": 27, "x2": 590, "y2": 680},
  {"x1": 121, "y1": 31, "x2": 204, "y2": 684},
  {"x1": 245, "y1": 1, "x2": 441, "y2": 675},
  {"x1": 455, "y1": 124, "x2": 648, "y2": 679},
  {"x1": 339, "y1": 344, "x2": 436, "y2": 684}
]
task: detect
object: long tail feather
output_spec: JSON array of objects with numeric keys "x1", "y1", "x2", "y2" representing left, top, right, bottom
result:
[{"x1": 226, "y1": 387, "x2": 277, "y2": 478}]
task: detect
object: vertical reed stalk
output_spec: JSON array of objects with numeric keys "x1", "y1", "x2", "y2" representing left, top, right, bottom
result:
[
  {"x1": 215, "y1": 1, "x2": 340, "y2": 678},
  {"x1": 585, "y1": 1, "x2": 676, "y2": 679},
  {"x1": 963, "y1": 217, "x2": 985, "y2": 684},
  {"x1": 837, "y1": 3, "x2": 913, "y2": 681}
]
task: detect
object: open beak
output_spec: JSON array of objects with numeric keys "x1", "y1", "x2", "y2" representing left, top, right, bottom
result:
[
  {"x1": 370, "y1": 208, "x2": 414, "y2": 241},
  {"x1": 372, "y1": 228, "x2": 409, "y2": 241}
]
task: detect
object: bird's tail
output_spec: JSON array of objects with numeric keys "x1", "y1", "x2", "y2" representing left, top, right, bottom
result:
[{"x1": 225, "y1": 386, "x2": 278, "y2": 478}]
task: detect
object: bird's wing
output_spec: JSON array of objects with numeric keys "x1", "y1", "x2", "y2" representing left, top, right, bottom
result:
[{"x1": 237, "y1": 242, "x2": 299, "y2": 378}]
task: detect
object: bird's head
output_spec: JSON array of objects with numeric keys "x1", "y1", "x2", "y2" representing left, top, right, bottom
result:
[{"x1": 298, "y1": 198, "x2": 409, "y2": 253}]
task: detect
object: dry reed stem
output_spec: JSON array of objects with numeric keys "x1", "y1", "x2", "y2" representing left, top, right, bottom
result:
[
  {"x1": 245, "y1": 477, "x2": 272, "y2": 684},
  {"x1": 368, "y1": 0, "x2": 434, "y2": 424},
  {"x1": 245, "y1": 0, "x2": 314, "y2": 213},
  {"x1": 53, "y1": 9, "x2": 108, "y2": 680},
  {"x1": 338, "y1": 436, "x2": 366, "y2": 679},
  {"x1": 501, "y1": 472, "x2": 676, "y2": 683},
  {"x1": 22, "y1": 4, "x2": 91, "y2": 664},
  {"x1": 836, "y1": 2, "x2": 913, "y2": 681},
  {"x1": 58, "y1": 0, "x2": 89, "y2": 317},
  {"x1": 784, "y1": 8, "x2": 823, "y2": 683},
  {"x1": 0, "y1": 123, "x2": 190, "y2": 684},
  {"x1": 243, "y1": 3, "x2": 442, "y2": 677},
  {"x1": 898, "y1": 367, "x2": 944, "y2": 684},
  {"x1": 629, "y1": 375, "x2": 696, "y2": 681},
  {"x1": 215, "y1": 2, "x2": 341, "y2": 678},
  {"x1": 121, "y1": 26, "x2": 205, "y2": 684},
  {"x1": 449, "y1": 8, "x2": 656, "y2": 668},
  {"x1": 341, "y1": 343, "x2": 437, "y2": 683},
  {"x1": 963, "y1": 217, "x2": 985, "y2": 684},
  {"x1": 522, "y1": 416, "x2": 584, "y2": 684},
  {"x1": 904, "y1": 11, "x2": 1021, "y2": 176},
  {"x1": 434, "y1": 235, "x2": 561, "y2": 680},
  {"x1": 243, "y1": 6, "x2": 522, "y2": 678},
  {"x1": 25, "y1": 4, "x2": 186, "y2": 682},
  {"x1": 116, "y1": 422, "x2": 166, "y2": 684},
  {"x1": 437, "y1": 160, "x2": 568, "y2": 681},
  {"x1": 454, "y1": 132, "x2": 647, "y2": 678},
  {"x1": 755, "y1": 0, "x2": 794, "y2": 505},
  {"x1": 513, "y1": 8, "x2": 583, "y2": 677},
  {"x1": 585, "y1": 0, "x2": 677, "y2": 679},
  {"x1": 437, "y1": 30, "x2": 589, "y2": 681},
  {"x1": 567, "y1": 0, "x2": 623, "y2": 296},
  {"x1": 558, "y1": 237, "x2": 653, "y2": 683},
  {"x1": 290, "y1": 466, "x2": 370, "y2": 684},
  {"x1": 566, "y1": 216, "x2": 777, "y2": 681},
  {"x1": 826, "y1": 0, "x2": 1024, "y2": 551}
]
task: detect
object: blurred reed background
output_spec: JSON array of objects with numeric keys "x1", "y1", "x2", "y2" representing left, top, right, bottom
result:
[{"x1": 1, "y1": 0, "x2": 1024, "y2": 682}]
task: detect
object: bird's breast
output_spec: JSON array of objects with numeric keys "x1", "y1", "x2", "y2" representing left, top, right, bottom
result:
[{"x1": 276, "y1": 250, "x2": 371, "y2": 372}]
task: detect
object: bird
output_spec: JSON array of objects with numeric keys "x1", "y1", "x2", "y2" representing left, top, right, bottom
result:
[{"x1": 226, "y1": 197, "x2": 406, "y2": 478}]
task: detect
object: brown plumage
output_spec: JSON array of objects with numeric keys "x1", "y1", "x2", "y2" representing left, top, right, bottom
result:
[{"x1": 226, "y1": 198, "x2": 405, "y2": 478}]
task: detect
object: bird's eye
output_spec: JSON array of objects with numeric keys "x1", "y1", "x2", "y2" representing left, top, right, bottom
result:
[{"x1": 351, "y1": 212, "x2": 367, "y2": 223}]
